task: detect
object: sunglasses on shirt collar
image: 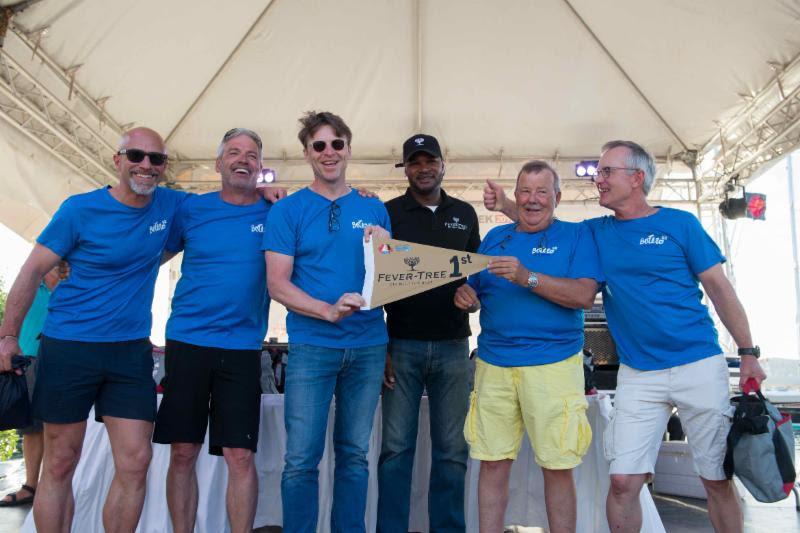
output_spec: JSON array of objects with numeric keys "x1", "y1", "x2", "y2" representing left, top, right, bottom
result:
[{"x1": 117, "y1": 149, "x2": 168, "y2": 166}]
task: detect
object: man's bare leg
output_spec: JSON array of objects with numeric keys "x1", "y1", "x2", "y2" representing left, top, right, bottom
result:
[
  {"x1": 33, "y1": 421, "x2": 86, "y2": 533},
  {"x1": 478, "y1": 459, "x2": 513, "y2": 533},
  {"x1": 223, "y1": 447, "x2": 258, "y2": 533},
  {"x1": 606, "y1": 473, "x2": 647, "y2": 533},
  {"x1": 1, "y1": 431, "x2": 44, "y2": 504},
  {"x1": 542, "y1": 467, "x2": 577, "y2": 533},
  {"x1": 22, "y1": 432, "x2": 44, "y2": 491},
  {"x1": 166, "y1": 442, "x2": 202, "y2": 533},
  {"x1": 702, "y1": 477, "x2": 743, "y2": 533},
  {"x1": 102, "y1": 417, "x2": 153, "y2": 533}
]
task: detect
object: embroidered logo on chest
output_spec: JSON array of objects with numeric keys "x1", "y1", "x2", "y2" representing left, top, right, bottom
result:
[
  {"x1": 444, "y1": 217, "x2": 467, "y2": 230},
  {"x1": 149, "y1": 219, "x2": 167, "y2": 234},
  {"x1": 639, "y1": 234, "x2": 668, "y2": 246},
  {"x1": 251, "y1": 224, "x2": 264, "y2": 233},
  {"x1": 531, "y1": 246, "x2": 558, "y2": 255}
]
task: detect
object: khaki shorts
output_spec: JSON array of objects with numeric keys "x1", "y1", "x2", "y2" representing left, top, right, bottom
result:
[
  {"x1": 464, "y1": 353, "x2": 591, "y2": 469},
  {"x1": 604, "y1": 354, "x2": 731, "y2": 481}
]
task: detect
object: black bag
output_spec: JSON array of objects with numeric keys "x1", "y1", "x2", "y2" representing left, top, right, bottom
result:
[
  {"x1": 724, "y1": 379, "x2": 796, "y2": 503},
  {"x1": 0, "y1": 355, "x2": 33, "y2": 430}
]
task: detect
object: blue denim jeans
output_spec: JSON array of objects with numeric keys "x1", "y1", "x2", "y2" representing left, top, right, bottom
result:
[
  {"x1": 377, "y1": 338, "x2": 471, "y2": 533},
  {"x1": 281, "y1": 343, "x2": 386, "y2": 533}
]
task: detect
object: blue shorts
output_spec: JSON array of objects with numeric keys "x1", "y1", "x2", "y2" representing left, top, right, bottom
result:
[{"x1": 33, "y1": 335, "x2": 156, "y2": 424}]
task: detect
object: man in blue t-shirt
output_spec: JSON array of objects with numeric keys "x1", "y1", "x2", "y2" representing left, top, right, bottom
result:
[
  {"x1": 484, "y1": 142, "x2": 766, "y2": 533},
  {"x1": 152, "y1": 128, "x2": 273, "y2": 533},
  {"x1": 263, "y1": 111, "x2": 391, "y2": 532},
  {"x1": 455, "y1": 161, "x2": 601, "y2": 533},
  {"x1": 0, "y1": 127, "x2": 185, "y2": 532}
]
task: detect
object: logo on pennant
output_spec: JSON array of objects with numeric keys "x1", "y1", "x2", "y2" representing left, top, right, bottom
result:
[
  {"x1": 361, "y1": 238, "x2": 491, "y2": 310},
  {"x1": 404, "y1": 256, "x2": 421, "y2": 271}
]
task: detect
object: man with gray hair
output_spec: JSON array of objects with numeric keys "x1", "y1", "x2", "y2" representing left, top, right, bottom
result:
[
  {"x1": 153, "y1": 128, "x2": 275, "y2": 533},
  {"x1": 484, "y1": 141, "x2": 766, "y2": 533},
  {"x1": 459, "y1": 160, "x2": 601, "y2": 533}
]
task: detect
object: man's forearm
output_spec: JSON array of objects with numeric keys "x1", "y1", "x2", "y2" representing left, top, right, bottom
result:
[
  {"x1": 709, "y1": 286, "x2": 753, "y2": 348},
  {"x1": 531, "y1": 274, "x2": 596, "y2": 310},
  {"x1": 268, "y1": 279, "x2": 333, "y2": 322},
  {"x1": 501, "y1": 197, "x2": 517, "y2": 221},
  {"x1": 0, "y1": 267, "x2": 44, "y2": 337}
]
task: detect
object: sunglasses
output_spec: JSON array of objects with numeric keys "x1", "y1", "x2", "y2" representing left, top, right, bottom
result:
[
  {"x1": 328, "y1": 202, "x2": 341, "y2": 232},
  {"x1": 118, "y1": 149, "x2": 168, "y2": 166},
  {"x1": 310, "y1": 139, "x2": 346, "y2": 153}
]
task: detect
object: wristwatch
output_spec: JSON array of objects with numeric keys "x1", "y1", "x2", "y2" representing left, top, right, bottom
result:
[
  {"x1": 526, "y1": 271, "x2": 539, "y2": 290},
  {"x1": 737, "y1": 346, "x2": 760, "y2": 359}
]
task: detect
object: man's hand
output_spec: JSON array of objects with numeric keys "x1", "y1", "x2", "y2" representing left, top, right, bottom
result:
[
  {"x1": 58, "y1": 260, "x2": 70, "y2": 280},
  {"x1": 0, "y1": 336, "x2": 23, "y2": 374},
  {"x1": 356, "y1": 187, "x2": 379, "y2": 199},
  {"x1": 484, "y1": 179, "x2": 507, "y2": 212},
  {"x1": 488, "y1": 256, "x2": 528, "y2": 286},
  {"x1": 739, "y1": 355, "x2": 767, "y2": 390},
  {"x1": 261, "y1": 187, "x2": 288, "y2": 203},
  {"x1": 454, "y1": 284, "x2": 480, "y2": 311},
  {"x1": 326, "y1": 293, "x2": 365, "y2": 323},
  {"x1": 364, "y1": 225, "x2": 390, "y2": 243},
  {"x1": 383, "y1": 353, "x2": 396, "y2": 390}
]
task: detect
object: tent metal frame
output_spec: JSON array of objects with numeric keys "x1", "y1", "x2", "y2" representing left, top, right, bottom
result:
[{"x1": 0, "y1": 15, "x2": 799, "y2": 210}]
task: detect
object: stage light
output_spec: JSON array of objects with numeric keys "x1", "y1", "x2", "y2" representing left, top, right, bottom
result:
[
  {"x1": 718, "y1": 175, "x2": 766, "y2": 220},
  {"x1": 719, "y1": 197, "x2": 747, "y2": 219},
  {"x1": 745, "y1": 192, "x2": 766, "y2": 220},
  {"x1": 575, "y1": 160, "x2": 599, "y2": 178},
  {"x1": 258, "y1": 168, "x2": 276, "y2": 185}
]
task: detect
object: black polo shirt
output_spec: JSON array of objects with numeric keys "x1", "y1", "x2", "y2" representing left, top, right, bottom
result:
[{"x1": 384, "y1": 188, "x2": 481, "y2": 340}]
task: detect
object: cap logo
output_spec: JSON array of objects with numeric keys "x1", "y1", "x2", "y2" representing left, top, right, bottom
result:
[{"x1": 414, "y1": 138, "x2": 425, "y2": 145}]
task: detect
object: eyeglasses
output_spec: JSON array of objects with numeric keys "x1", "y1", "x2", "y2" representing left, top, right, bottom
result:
[
  {"x1": 328, "y1": 202, "x2": 341, "y2": 232},
  {"x1": 594, "y1": 166, "x2": 639, "y2": 179},
  {"x1": 310, "y1": 139, "x2": 346, "y2": 153},
  {"x1": 118, "y1": 149, "x2": 168, "y2": 166}
]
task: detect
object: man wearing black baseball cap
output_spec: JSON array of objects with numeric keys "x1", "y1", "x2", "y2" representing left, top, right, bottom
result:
[{"x1": 379, "y1": 134, "x2": 480, "y2": 532}]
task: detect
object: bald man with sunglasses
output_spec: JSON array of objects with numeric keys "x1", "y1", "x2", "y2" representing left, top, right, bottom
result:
[{"x1": 0, "y1": 128, "x2": 186, "y2": 533}]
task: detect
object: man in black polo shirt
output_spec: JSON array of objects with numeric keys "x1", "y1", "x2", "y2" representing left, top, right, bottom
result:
[{"x1": 377, "y1": 134, "x2": 480, "y2": 533}]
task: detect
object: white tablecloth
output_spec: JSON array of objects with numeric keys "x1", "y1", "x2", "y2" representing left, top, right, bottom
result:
[{"x1": 22, "y1": 394, "x2": 664, "y2": 532}]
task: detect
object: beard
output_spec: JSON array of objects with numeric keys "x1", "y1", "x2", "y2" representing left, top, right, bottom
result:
[{"x1": 128, "y1": 175, "x2": 157, "y2": 195}]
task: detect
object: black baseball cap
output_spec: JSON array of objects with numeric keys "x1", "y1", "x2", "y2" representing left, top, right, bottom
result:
[{"x1": 395, "y1": 134, "x2": 443, "y2": 167}]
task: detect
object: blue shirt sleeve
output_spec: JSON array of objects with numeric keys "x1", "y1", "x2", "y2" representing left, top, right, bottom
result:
[
  {"x1": 681, "y1": 213, "x2": 725, "y2": 275},
  {"x1": 36, "y1": 196, "x2": 80, "y2": 258},
  {"x1": 165, "y1": 199, "x2": 187, "y2": 254},
  {"x1": 567, "y1": 222, "x2": 604, "y2": 282},
  {"x1": 262, "y1": 201, "x2": 297, "y2": 256}
]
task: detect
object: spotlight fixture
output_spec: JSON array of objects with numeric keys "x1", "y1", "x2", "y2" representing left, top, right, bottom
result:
[
  {"x1": 257, "y1": 168, "x2": 276, "y2": 186},
  {"x1": 718, "y1": 175, "x2": 766, "y2": 220},
  {"x1": 575, "y1": 160, "x2": 599, "y2": 178}
]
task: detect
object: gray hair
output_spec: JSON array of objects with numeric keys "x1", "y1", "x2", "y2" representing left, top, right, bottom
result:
[
  {"x1": 515, "y1": 160, "x2": 561, "y2": 194},
  {"x1": 217, "y1": 128, "x2": 263, "y2": 159},
  {"x1": 601, "y1": 140, "x2": 657, "y2": 195}
]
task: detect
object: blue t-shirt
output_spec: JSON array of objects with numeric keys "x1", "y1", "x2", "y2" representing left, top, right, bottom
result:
[
  {"x1": 262, "y1": 188, "x2": 391, "y2": 348},
  {"x1": 468, "y1": 220, "x2": 602, "y2": 367},
  {"x1": 37, "y1": 186, "x2": 186, "y2": 342},
  {"x1": 18, "y1": 282, "x2": 51, "y2": 356},
  {"x1": 585, "y1": 208, "x2": 724, "y2": 370},
  {"x1": 165, "y1": 192, "x2": 272, "y2": 350}
]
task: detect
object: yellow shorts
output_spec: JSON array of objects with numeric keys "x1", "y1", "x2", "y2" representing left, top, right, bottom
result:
[{"x1": 464, "y1": 352, "x2": 591, "y2": 469}]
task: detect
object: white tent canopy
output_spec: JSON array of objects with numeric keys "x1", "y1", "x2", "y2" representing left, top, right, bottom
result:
[{"x1": 1, "y1": 0, "x2": 800, "y2": 239}]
